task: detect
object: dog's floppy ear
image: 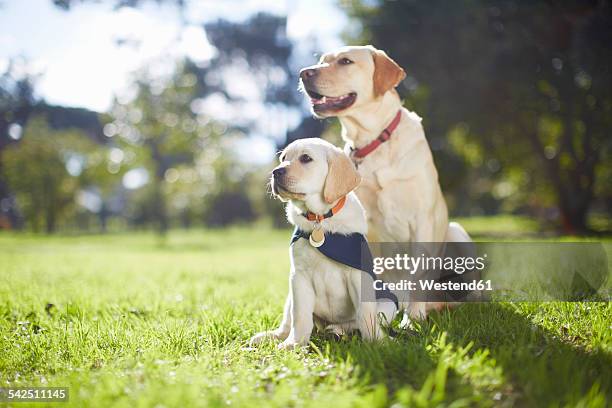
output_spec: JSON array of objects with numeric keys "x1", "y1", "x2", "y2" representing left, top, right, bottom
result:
[
  {"x1": 372, "y1": 48, "x2": 406, "y2": 97},
  {"x1": 323, "y1": 149, "x2": 361, "y2": 204}
]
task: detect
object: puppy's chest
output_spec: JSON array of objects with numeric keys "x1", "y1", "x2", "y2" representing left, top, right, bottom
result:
[
  {"x1": 291, "y1": 241, "x2": 357, "y2": 318},
  {"x1": 292, "y1": 241, "x2": 352, "y2": 285}
]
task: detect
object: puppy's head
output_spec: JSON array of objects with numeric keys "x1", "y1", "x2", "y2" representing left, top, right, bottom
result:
[
  {"x1": 271, "y1": 138, "x2": 361, "y2": 206},
  {"x1": 299, "y1": 45, "x2": 406, "y2": 118}
]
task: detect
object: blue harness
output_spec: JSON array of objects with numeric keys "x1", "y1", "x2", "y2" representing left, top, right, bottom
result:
[{"x1": 290, "y1": 228, "x2": 399, "y2": 308}]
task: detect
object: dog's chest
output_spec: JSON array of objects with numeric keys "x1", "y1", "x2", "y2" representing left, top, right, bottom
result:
[
  {"x1": 291, "y1": 240, "x2": 357, "y2": 322},
  {"x1": 351, "y1": 131, "x2": 430, "y2": 242}
]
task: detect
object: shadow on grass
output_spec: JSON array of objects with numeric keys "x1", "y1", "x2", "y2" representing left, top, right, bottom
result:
[{"x1": 316, "y1": 303, "x2": 611, "y2": 406}]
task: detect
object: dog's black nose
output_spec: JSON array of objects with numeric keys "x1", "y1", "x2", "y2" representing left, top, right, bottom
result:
[
  {"x1": 272, "y1": 167, "x2": 286, "y2": 178},
  {"x1": 300, "y1": 68, "x2": 317, "y2": 80}
]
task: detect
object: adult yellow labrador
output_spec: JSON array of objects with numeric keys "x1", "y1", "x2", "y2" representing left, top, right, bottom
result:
[{"x1": 300, "y1": 45, "x2": 472, "y2": 317}]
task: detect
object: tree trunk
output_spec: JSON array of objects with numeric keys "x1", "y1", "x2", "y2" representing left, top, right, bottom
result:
[
  {"x1": 558, "y1": 200, "x2": 588, "y2": 235},
  {"x1": 99, "y1": 201, "x2": 108, "y2": 233},
  {"x1": 45, "y1": 207, "x2": 56, "y2": 234},
  {"x1": 523, "y1": 122, "x2": 595, "y2": 235},
  {"x1": 153, "y1": 178, "x2": 168, "y2": 236},
  {"x1": 149, "y1": 140, "x2": 168, "y2": 236}
]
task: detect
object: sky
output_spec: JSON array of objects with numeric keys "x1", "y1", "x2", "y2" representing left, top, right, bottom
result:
[{"x1": 0, "y1": 0, "x2": 347, "y2": 112}]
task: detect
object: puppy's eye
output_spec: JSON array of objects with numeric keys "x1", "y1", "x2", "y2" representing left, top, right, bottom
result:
[
  {"x1": 299, "y1": 154, "x2": 313, "y2": 164},
  {"x1": 339, "y1": 58, "x2": 353, "y2": 65}
]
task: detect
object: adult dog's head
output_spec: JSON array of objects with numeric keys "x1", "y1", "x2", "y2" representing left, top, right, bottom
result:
[
  {"x1": 271, "y1": 138, "x2": 360, "y2": 206},
  {"x1": 299, "y1": 45, "x2": 405, "y2": 118}
]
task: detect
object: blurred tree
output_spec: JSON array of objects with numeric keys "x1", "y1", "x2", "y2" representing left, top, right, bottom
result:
[
  {"x1": 0, "y1": 61, "x2": 37, "y2": 228},
  {"x1": 40, "y1": 4, "x2": 324, "y2": 230},
  {"x1": 102, "y1": 13, "x2": 313, "y2": 232},
  {"x1": 0, "y1": 61, "x2": 36, "y2": 149},
  {"x1": 192, "y1": 13, "x2": 317, "y2": 143},
  {"x1": 199, "y1": 13, "x2": 325, "y2": 226},
  {"x1": 186, "y1": 13, "x2": 325, "y2": 227},
  {"x1": 1, "y1": 58, "x2": 111, "y2": 230},
  {"x1": 347, "y1": 0, "x2": 612, "y2": 233},
  {"x1": 70, "y1": 130, "x2": 122, "y2": 232},
  {"x1": 108, "y1": 62, "x2": 230, "y2": 234},
  {"x1": 0, "y1": 117, "x2": 111, "y2": 232},
  {"x1": 205, "y1": 190, "x2": 255, "y2": 227}
]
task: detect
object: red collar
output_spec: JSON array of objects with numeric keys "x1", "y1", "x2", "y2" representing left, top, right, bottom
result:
[
  {"x1": 350, "y1": 110, "x2": 402, "y2": 159},
  {"x1": 303, "y1": 196, "x2": 346, "y2": 222}
]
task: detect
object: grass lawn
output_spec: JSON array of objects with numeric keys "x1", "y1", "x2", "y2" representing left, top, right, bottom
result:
[{"x1": 0, "y1": 224, "x2": 610, "y2": 407}]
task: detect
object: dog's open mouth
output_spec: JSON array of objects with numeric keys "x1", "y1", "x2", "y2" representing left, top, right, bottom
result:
[{"x1": 305, "y1": 89, "x2": 357, "y2": 112}]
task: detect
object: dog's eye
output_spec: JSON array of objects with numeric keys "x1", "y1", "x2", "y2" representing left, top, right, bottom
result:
[
  {"x1": 339, "y1": 58, "x2": 353, "y2": 65},
  {"x1": 299, "y1": 154, "x2": 313, "y2": 164}
]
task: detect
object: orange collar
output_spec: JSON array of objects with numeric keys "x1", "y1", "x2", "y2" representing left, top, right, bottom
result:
[{"x1": 303, "y1": 196, "x2": 347, "y2": 222}]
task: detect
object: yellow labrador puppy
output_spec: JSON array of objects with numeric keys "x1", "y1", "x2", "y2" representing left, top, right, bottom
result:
[
  {"x1": 249, "y1": 138, "x2": 397, "y2": 349},
  {"x1": 299, "y1": 45, "x2": 472, "y2": 318}
]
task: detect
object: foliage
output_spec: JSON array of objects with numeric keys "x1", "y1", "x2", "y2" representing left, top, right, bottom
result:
[
  {"x1": 0, "y1": 117, "x2": 115, "y2": 232},
  {"x1": 194, "y1": 13, "x2": 324, "y2": 227},
  {"x1": 1, "y1": 9, "x2": 326, "y2": 233},
  {"x1": 0, "y1": 60, "x2": 36, "y2": 148},
  {"x1": 0, "y1": 60, "x2": 38, "y2": 227},
  {"x1": 106, "y1": 59, "x2": 264, "y2": 232},
  {"x1": 346, "y1": 0, "x2": 612, "y2": 233},
  {"x1": 0, "y1": 227, "x2": 609, "y2": 406},
  {"x1": 204, "y1": 13, "x2": 298, "y2": 106},
  {"x1": 102, "y1": 12, "x2": 320, "y2": 233},
  {"x1": 204, "y1": 190, "x2": 256, "y2": 227}
]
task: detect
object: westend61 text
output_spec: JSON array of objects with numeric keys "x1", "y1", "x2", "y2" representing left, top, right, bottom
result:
[{"x1": 374, "y1": 279, "x2": 493, "y2": 292}]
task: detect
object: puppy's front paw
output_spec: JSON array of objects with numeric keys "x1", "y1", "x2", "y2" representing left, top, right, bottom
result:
[
  {"x1": 249, "y1": 330, "x2": 281, "y2": 346},
  {"x1": 277, "y1": 340, "x2": 302, "y2": 350},
  {"x1": 377, "y1": 302, "x2": 398, "y2": 326}
]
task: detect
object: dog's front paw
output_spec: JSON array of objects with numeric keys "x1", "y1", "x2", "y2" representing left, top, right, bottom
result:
[
  {"x1": 249, "y1": 330, "x2": 281, "y2": 346},
  {"x1": 277, "y1": 339, "x2": 302, "y2": 350}
]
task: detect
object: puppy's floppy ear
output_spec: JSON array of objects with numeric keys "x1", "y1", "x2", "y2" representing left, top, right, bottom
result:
[
  {"x1": 372, "y1": 48, "x2": 406, "y2": 97},
  {"x1": 323, "y1": 149, "x2": 361, "y2": 204}
]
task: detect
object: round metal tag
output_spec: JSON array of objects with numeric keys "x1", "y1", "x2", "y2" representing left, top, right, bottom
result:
[{"x1": 309, "y1": 227, "x2": 325, "y2": 247}]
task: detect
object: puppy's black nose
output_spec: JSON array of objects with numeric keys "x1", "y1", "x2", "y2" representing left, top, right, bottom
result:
[
  {"x1": 272, "y1": 167, "x2": 286, "y2": 178},
  {"x1": 300, "y1": 68, "x2": 317, "y2": 81}
]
